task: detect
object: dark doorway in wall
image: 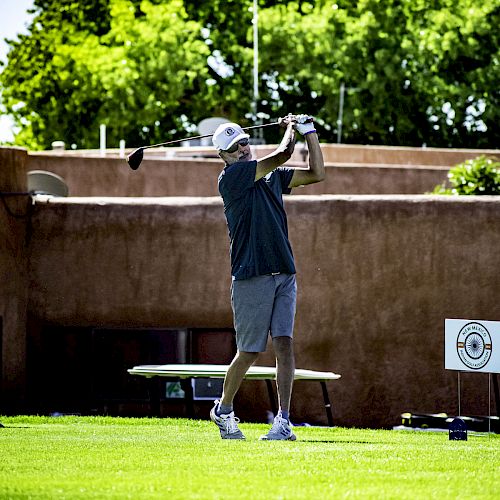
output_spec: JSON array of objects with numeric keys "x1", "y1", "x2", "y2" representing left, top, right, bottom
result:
[
  {"x1": 92, "y1": 328, "x2": 189, "y2": 414},
  {"x1": 28, "y1": 327, "x2": 187, "y2": 415},
  {"x1": 27, "y1": 326, "x2": 236, "y2": 416}
]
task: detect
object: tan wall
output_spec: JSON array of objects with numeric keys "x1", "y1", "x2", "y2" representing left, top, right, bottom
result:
[
  {"x1": 27, "y1": 195, "x2": 500, "y2": 427},
  {"x1": 317, "y1": 143, "x2": 500, "y2": 166},
  {"x1": 28, "y1": 143, "x2": 499, "y2": 198},
  {"x1": 0, "y1": 147, "x2": 29, "y2": 408},
  {"x1": 27, "y1": 197, "x2": 232, "y2": 328}
]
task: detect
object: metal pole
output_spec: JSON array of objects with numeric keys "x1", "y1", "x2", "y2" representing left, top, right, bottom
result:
[
  {"x1": 100, "y1": 124, "x2": 106, "y2": 156},
  {"x1": 337, "y1": 82, "x2": 345, "y2": 144},
  {"x1": 252, "y1": 0, "x2": 264, "y2": 139},
  {"x1": 489, "y1": 373, "x2": 491, "y2": 436},
  {"x1": 253, "y1": 0, "x2": 258, "y2": 112},
  {"x1": 252, "y1": 0, "x2": 261, "y2": 139},
  {"x1": 119, "y1": 139, "x2": 125, "y2": 158}
]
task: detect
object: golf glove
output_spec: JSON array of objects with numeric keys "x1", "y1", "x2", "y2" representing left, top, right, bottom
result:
[{"x1": 295, "y1": 114, "x2": 316, "y2": 136}]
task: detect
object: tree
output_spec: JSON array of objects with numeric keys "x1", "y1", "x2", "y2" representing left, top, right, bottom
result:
[
  {"x1": 402, "y1": 0, "x2": 500, "y2": 148},
  {"x1": 257, "y1": 0, "x2": 500, "y2": 147},
  {"x1": 0, "y1": 0, "x2": 113, "y2": 148},
  {"x1": 1, "y1": 0, "x2": 215, "y2": 149},
  {"x1": 1, "y1": 0, "x2": 499, "y2": 149}
]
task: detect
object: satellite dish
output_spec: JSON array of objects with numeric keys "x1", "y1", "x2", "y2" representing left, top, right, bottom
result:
[
  {"x1": 27, "y1": 170, "x2": 69, "y2": 197},
  {"x1": 198, "y1": 117, "x2": 230, "y2": 146}
]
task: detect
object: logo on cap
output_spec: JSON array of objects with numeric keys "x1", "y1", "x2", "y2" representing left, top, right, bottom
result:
[{"x1": 225, "y1": 128, "x2": 235, "y2": 136}]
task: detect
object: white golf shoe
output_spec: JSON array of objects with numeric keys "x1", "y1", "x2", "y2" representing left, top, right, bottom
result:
[
  {"x1": 260, "y1": 412, "x2": 296, "y2": 441},
  {"x1": 210, "y1": 400, "x2": 245, "y2": 440}
]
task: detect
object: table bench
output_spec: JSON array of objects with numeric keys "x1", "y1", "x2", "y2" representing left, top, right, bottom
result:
[{"x1": 128, "y1": 364, "x2": 341, "y2": 426}]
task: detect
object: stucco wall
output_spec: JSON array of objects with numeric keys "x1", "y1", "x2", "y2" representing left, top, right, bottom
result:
[
  {"x1": 0, "y1": 147, "x2": 29, "y2": 409},
  {"x1": 28, "y1": 143, "x2": 499, "y2": 198},
  {"x1": 318, "y1": 143, "x2": 499, "y2": 165},
  {"x1": 27, "y1": 154, "x2": 453, "y2": 197},
  {"x1": 27, "y1": 195, "x2": 500, "y2": 427},
  {"x1": 27, "y1": 197, "x2": 231, "y2": 328}
]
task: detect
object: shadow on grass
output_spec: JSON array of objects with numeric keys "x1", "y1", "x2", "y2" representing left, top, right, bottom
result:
[{"x1": 290, "y1": 439, "x2": 384, "y2": 444}]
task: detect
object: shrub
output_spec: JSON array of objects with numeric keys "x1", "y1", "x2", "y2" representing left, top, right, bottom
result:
[{"x1": 431, "y1": 155, "x2": 500, "y2": 195}]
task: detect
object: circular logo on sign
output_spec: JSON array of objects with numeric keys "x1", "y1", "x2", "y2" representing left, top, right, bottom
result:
[{"x1": 456, "y1": 322, "x2": 492, "y2": 370}]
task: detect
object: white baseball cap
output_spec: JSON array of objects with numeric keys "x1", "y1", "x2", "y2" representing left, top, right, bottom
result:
[{"x1": 212, "y1": 122, "x2": 250, "y2": 151}]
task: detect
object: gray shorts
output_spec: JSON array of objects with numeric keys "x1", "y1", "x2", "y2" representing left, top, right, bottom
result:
[{"x1": 231, "y1": 273, "x2": 297, "y2": 352}]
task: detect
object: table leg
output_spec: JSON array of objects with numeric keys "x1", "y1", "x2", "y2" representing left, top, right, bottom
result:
[
  {"x1": 180, "y1": 378, "x2": 195, "y2": 418},
  {"x1": 320, "y1": 381, "x2": 334, "y2": 427}
]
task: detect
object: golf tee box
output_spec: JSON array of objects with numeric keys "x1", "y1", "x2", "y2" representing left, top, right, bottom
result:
[{"x1": 445, "y1": 319, "x2": 500, "y2": 373}]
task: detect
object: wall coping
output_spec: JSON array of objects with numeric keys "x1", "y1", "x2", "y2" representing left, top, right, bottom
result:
[
  {"x1": 29, "y1": 143, "x2": 500, "y2": 156},
  {"x1": 32, "y1": 193, "x2": 500, "y2": 207}
]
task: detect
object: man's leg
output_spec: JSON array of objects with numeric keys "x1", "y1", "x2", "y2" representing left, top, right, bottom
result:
[
  {"x1": 220, "y1": 350, "x2": 259, "y2": 406},
  {"x1": 269, "y1": 274, "x2": 297, "y2": 416},
  {"x1": 210, "y1": 350, "x2": 258, "y2": 440},
  {"x1": 223, "y1": 275, "x2": 274, "y2": 409},
  {"x1": 214, "y1": 274, "x2": 275, "y2": 439},
  {"x1": 272, "y1": 336, "x2": 295, "y2": 415},
  {"x1": 260, "y1": 336, "x2": 296, "y2": 441},
  {"x1": 260, "y1": 273, "x2": 297, "y2": 441}
]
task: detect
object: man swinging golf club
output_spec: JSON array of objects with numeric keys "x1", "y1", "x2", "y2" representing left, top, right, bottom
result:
[{"x1": 210, "y1": 114, "x2": 325, "y2": 440}]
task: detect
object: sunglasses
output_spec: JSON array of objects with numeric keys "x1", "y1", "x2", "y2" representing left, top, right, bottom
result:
[{"x1": 225, "y1": 138, "x2": 250, "y2": 153}]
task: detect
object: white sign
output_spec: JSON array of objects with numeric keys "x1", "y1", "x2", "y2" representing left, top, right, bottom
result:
[{"x1": 445, "y1": 319, "x2": 500, "y2": 373}]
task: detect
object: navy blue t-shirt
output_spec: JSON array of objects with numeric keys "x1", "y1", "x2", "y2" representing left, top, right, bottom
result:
[{"x1": 218, "y1": 160, "x2": 296, "y2": 280}]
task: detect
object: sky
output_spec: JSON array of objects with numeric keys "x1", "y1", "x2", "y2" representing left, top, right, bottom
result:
[{"x1": 0, "y1": 0, "x2": 35, "y2": 141}]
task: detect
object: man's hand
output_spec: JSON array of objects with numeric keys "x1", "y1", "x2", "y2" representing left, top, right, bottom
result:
[
  {"x1": 294, "y1": 114, "x2": 316, "y2": 136},
  {"x1": 278, "y1": 113, "x2": 296, "y2": 127},
  {"x1": 255, "y1": 117, "x2": 296, "y2": 181}
]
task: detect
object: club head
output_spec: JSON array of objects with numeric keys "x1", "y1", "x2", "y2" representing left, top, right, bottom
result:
[{"x1": 127, "y1": 148, "x2": 144, "y2": 170}]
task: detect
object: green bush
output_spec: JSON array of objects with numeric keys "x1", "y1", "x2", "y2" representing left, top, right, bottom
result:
[{"x1": 431, "y1": 155, "x2": 500, "y2": 195}]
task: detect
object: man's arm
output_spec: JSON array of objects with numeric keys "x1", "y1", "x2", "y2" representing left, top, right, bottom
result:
[
  {"x1": 288, "y1": 130, "x2": 325, "y2": 188},
  {"x1": 254, "y1": 120, "x2": 296, "y2": 181}
]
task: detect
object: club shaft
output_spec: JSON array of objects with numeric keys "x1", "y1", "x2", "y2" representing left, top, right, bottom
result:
[{"x1": 141, "y1": 121, "x2": 279, "y2": 151}]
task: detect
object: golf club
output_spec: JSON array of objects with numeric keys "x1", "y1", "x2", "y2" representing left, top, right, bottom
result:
[{"x1": 127, "y1": 121, "x2": 280, "y2": 170}]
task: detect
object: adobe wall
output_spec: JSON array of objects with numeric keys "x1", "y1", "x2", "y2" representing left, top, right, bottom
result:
[
  {"x1": 27, "y1": 195, "x2": 500, "y2": 427},
  {"x1": 27, "y1": 197, "x2": 231, "y2": 328},
  {"x1": 0, "y1": 147, "x2": 29, "y2": 409},
  {"x1": 27, "y1": 143, "x2": 499, "y2": 197},
  {"x1": 316, "y1": 143, "x2": 500, "y2": 166},
  {"x1": 27, "y1": 154, "x2": 452, "y2": 197}
]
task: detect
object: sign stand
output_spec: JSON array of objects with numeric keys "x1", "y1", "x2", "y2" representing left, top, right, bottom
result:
[
  {"x1": 455, "y1": 371, "x2": 493, "y2": 438},
  {"x1": 446, "y1": 319, "x2": 500, "y2": 437},
  {"x1": 488, "y1": 374, "x2": 492, "y2": 435}
]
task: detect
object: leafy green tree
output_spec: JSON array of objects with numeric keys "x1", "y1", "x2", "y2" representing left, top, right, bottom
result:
[
  {"x1": 401, "y1": 0, "x2": 500, "y2": 148},
  {"x1": 1, "y1": 0, "x2": 499, "y2": 149},
  {"x1": 1, "y1": 0, "x2": 215, "y2": 149},
  {"x1": 257, "y1": 0, "x2": 500, "y2": 146},
  {"x1": 0, "y1": 0, "x2": 113, "y2": 148}
]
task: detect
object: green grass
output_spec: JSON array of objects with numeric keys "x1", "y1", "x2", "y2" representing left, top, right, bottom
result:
[{"x1": 0, "y1": 416, "x2": 499, "y2": 499}]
